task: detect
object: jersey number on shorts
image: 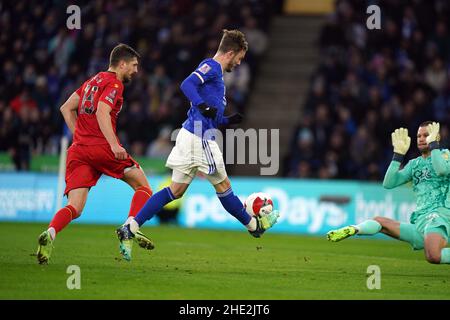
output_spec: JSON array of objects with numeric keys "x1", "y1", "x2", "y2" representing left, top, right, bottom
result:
[{"x1": 80, "y1": 84, "x2": 98, "y2": 115}]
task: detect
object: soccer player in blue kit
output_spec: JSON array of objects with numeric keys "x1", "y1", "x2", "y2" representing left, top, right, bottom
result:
[{"x1": 116, "y1": 30, "x2": 280, "y2": 260}]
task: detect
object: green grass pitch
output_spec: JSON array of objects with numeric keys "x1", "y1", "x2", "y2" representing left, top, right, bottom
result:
[{"x1": 0, "y1": 222, "x2": 448, "y2": 300}]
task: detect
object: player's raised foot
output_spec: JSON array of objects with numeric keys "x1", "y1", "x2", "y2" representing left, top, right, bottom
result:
[
  {"x1": 116, "y1": 224, "x2": 135, "y2": 261},
  {"x1": 327, "y1": 226, "x2": 357, "y2": 242},
  {"x1": 37, "y1": 230, "x2": 53, "y2": 264},
  {"x1": 134, "y1": 230, "x2": 155, "y2": 250},
  {"x1": 249, "y1": 210, "x2": 280, "y2": 238}
]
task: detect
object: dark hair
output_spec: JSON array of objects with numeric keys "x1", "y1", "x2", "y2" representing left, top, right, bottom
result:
[
  {"x1": 217, "y1": 29, "x2": 248, "y2": 54},
  {"x1": 109, "y1": 43, "x2": 140, "y2": 67},
  {"x1": 419, "y1": 121, "x2": 434, "y2": 127}
]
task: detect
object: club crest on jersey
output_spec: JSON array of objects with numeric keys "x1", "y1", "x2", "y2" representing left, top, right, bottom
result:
[
  {"x1": 198, "y1": 63, "x2": 211, "y2": 74},
  {"x1": 108, "y1": 89, "x2": 117, "y2": 100},
  {"x1": 443, "y1": 153, "x2": 449, "y2": 160},
  {"x1": 413, "y1": 168, "x2": 432, "y2": 185}
]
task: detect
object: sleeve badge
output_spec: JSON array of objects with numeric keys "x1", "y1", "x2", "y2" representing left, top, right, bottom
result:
[{"x1": 198, "y1": 63, "x2": 211, "y2": 74}]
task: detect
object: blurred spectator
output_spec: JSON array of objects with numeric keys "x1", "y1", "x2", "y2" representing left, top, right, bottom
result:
[
  {"x1": 10, "y1": 88, "x2": 37, "y2": 114},
  {"x1": 286, "y1": 0, "x2": 450, "y2": 181},
  {"x1": 224, "y1": 61, "x2": 251, "y2": 113},
  {"x1": 241, "y1": 16, "x2": 268, "y2": 58},
  {"x1": 48, "y1": 28, "x2": 75, "y2": 76},
  {"x1": 0, "y1": 106, "x2": 16, "y2": 153},
  {"x1": 12, "y1": 106, "x2": 39, "y2": 170},
  {"x1": 425, "y1": 57, "x2": 447, "y2": 93},
  {"x1": 146, "y1": 126, "x2": 174, "y2": 159},
  {"x1": 0, "y1": 0, "x2": 275, "y2": 170}
]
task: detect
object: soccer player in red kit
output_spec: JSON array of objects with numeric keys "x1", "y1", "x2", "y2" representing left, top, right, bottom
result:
[{"x1": 37, "y1": 44, "x2": 154, "y2": 264}]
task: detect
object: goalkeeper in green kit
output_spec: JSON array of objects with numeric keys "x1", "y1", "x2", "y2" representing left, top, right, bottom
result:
[{"x1": 327, "y1": 121, "x2": 450, "y2": 264}]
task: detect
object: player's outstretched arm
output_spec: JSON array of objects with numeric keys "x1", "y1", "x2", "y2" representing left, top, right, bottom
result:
[
  {"x1": 427, "y1": 122, "x2": 450, "y2": 176},
  {"x1": 383, "y1": 128, "x2": 412, "y2": 189},
  {"x1": 60, "y1": 92, "x2": 80, "y2": 134}
]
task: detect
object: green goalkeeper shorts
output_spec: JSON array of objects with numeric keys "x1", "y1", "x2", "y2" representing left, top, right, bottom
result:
[{"x1": 399, "y1": 207, "x2": 450, "y2": 250}]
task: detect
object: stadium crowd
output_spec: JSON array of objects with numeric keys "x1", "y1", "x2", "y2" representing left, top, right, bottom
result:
[
  {"x1": 0, "y1": 0, "x2": 272, "y2": 170},
  {"x1": 285, "y1": 0, "x2": 450, "y2": 181},
  {"x1": 2, "y1": 0, "x2": 448, "y2": 181}
]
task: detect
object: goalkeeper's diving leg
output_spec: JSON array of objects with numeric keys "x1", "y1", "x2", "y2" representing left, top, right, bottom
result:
[
  {"x1": 327, "y1": 217, "x2": 400, "y2": 242},
  {"x1": 328, "y1": 127, "x2": 409, "y2": 243}
]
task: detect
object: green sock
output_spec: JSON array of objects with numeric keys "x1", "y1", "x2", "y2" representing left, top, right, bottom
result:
[
  {"x1": 440, "y1": 248, "x2": 450, "y2": 264},
  {"x1": 354, "y1": 220, "x2": 382, "y2": 235}
]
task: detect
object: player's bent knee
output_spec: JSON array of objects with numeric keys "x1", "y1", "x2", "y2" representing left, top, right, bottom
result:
[
  {"x1": 425, "y1": 251, "x2": 441, "y2": 264},
  {"x1": 373, "y1": 216, "x2": 393, "y2": 228},
  {"x1": 124, "y1": 167, "x2": 150, "y2": 190},
  {"x1": 171, "y1": 189, "x2": 184, "y2": 199},
  {"x1": 220, "y1": 177, "x2": 230, "y2": 187},
  {"x1": 221, "y1": 179, "x2": 231, "y2": 190},
  {"x1": 169, "y1": 183, "x2": 187, "y2": 199},
  {"x1": 135, "y1": 181, "x2": 150, "y2": 189},
  {"x1": 214, "y1": 178, "x2": 231, "y2": 193},
  {"x1": 372, "y1": 216, "x2": 385, "y2": 223},
  {"x1": 137, "y1": 185, "x2": 153, "y2": 197}
]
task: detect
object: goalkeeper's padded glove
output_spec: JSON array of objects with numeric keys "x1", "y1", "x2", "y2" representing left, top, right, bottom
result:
[
  {"x1": 197, "y1": 103, "x2": 217, "y2": 119},
  {"x1": 248, "y1": 210, "x2": 280, "y2": 238},
  {"x1": 226, "y1": 113, "x2": 243, "y2": 125},
  {"x1": 391, "y1": 128, "x2": 411, "y2": 156},
  {"x1": 426, "y1": 122, "x2": 440, "y2": 150}
]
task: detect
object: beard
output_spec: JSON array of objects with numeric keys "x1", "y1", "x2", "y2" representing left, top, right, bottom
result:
[
  {"x1": 123, "y1": 75, "x2": 132, "y2": 84},
  {"x1": 225, "y1": 64, "x2": 236, "y2": 72},
  {"x1": 418, "y1": 145, "x2": 429, "y2": 154}
]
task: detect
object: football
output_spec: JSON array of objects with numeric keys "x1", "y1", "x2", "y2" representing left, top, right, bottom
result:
[{"x1": 244, "y1": 192, "x2": 273, "y2": 216}]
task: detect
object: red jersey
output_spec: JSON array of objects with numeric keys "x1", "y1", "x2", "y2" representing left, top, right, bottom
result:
[{"x1": 73, "y1": 71, "x2": 124, "y2": 145}]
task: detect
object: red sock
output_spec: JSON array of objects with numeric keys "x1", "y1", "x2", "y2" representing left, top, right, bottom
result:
[
  {"x1": 128, "y1": 186, "x2": 152, "y2": 217},
  {"x1": 49, "y1": 205, "x2": 78, "y2": 235}
]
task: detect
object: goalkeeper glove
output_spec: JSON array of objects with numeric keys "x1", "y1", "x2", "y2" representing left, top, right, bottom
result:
[
  {"x1": 391, "y1": 128, "x2": 410, "y2": 161},
  {"x1": 197, "y1": 103, "x2": 217, "y2": 119},
  {"x1": 226, "y1": 113, "x2": 243, "y2": 125},
  {"x1": 426, "y1": 122, "x2": 440, "y2": 150}
]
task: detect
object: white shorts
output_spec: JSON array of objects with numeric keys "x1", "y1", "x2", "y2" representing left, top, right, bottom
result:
[{"x1": 166, "y1": 128, "x2": 227, "y2": 185}]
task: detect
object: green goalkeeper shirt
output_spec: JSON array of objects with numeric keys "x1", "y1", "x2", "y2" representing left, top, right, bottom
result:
[{"x1": 383, "y1": 149, "x2": 450, "y2": 224}]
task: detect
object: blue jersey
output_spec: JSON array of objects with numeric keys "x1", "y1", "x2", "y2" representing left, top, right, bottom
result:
[{"x1": 180, "y1": 58, "x2": 228, "y2": 136}]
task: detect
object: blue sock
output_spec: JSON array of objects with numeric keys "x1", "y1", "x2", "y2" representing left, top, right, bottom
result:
[
  {"x1": 217, "y1": 188, "x2": 251, "y2": 225},
  {"x1": 134, "y1": 187, "x2": 176, "y2": 226}
]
